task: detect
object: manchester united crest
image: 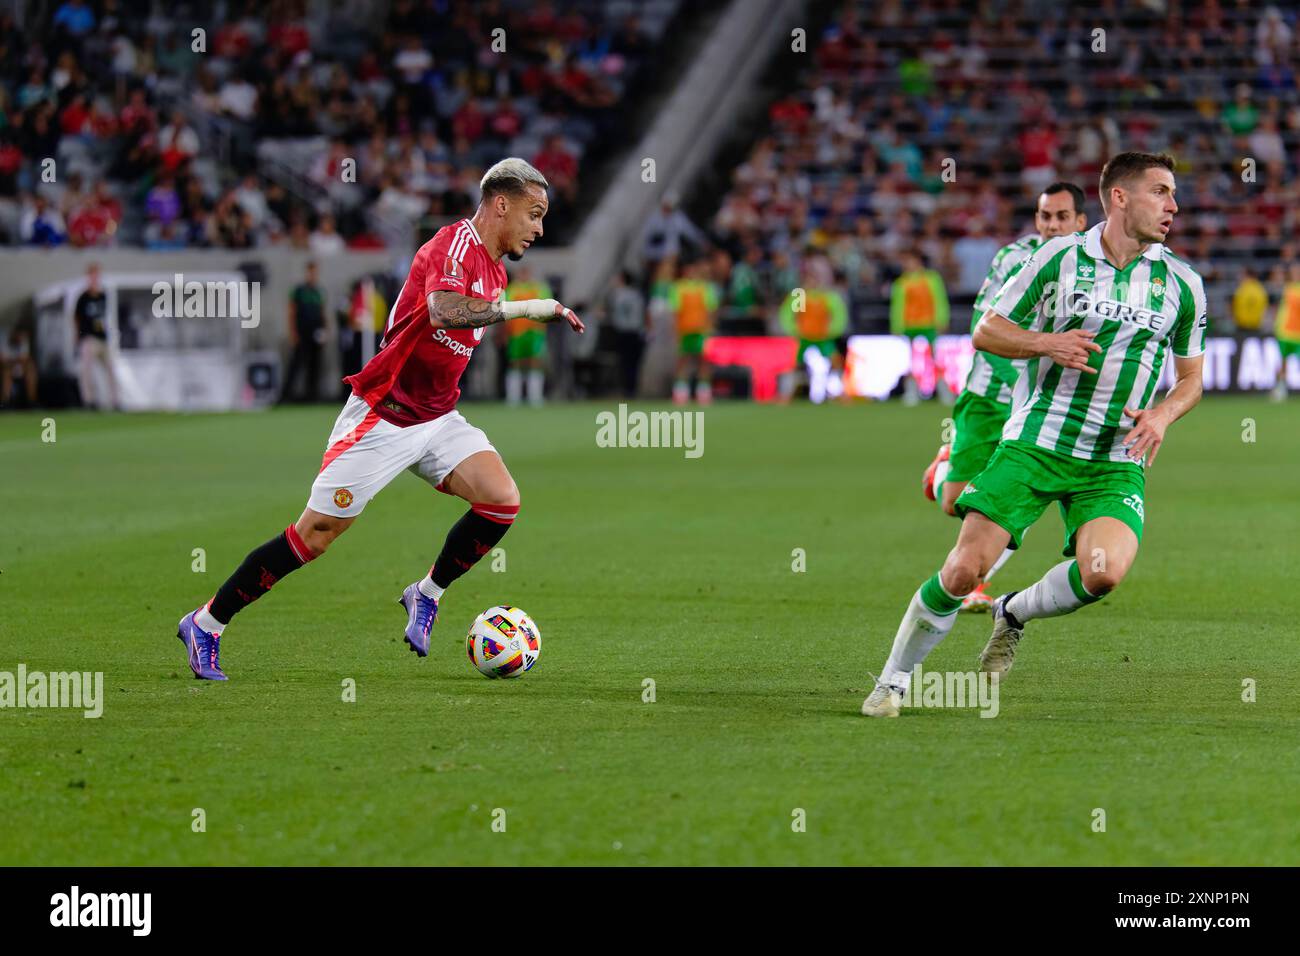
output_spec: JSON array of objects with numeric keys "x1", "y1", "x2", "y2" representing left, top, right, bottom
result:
[{"x1": 334, "y1": 488, "x2": 354, "y2": 508}]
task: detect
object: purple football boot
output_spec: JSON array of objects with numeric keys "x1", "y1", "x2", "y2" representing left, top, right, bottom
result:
[
  {"x1": 177, "y1": 609, "x2": 228, "y2": 681},
  {"x1": 398, "y1": 583, "x2": 438, "y2": 657}
]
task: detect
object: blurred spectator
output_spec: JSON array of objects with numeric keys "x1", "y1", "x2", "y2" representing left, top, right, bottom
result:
[
  {"x1": 157, "y1": 111, "x2": 200, "y2": 169},
  {"x1": 952, "y1": 220, "x2": 1001, "y2": 293},
  {"x1": 641, "y1": 194, "x2": 707, "y2": 274},
  {"x1": 218, "y1": 74, "x2": 259, "y2": 122},
  {"x1": 1221, "y1": 84, "x2": 1259, "y2": 136},
  {"x1": 68, "y1": 180, "x2": 122, "y2": 247},
  {"x1": 53, "y1": 0, "x2": 95, "y2": 38},
  {"x1": 74, "y1": 263, "x2": 117, "y2": 410},
  {"x1": 21, "y1": 195, "x2": 67, "y2": 246},
  {"x1": 532, "y1": 135, "x2": 578, "y2": 205},
  {"x1": 309, "y1": 213, "x2": 346, "y2": 255}
]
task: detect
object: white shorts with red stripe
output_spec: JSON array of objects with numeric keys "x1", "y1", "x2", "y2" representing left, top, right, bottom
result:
[{"x1": 307, "y1": 394, "x2": 496, "y2": 518}]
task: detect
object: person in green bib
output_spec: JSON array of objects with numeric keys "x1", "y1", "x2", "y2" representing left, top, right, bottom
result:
[
  {"x1": 865, "y1": 152, "x2": 1207, "y2": 717},
  {"x1": 921, "y1": 181, "x2": 1087, "y2": 611}
]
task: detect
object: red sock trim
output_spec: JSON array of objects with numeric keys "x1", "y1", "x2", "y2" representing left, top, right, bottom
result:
[
  {"x1": 470, "y1": 502, "x2": 519, "y2": 525},
  {"x1": 284, "y1": 523, "x2": 317, "y2": 563}
]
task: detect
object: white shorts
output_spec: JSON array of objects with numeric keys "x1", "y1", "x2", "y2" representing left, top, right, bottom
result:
[{"x1": 307, "y1": 395, "x2": 496, "y2": 517}]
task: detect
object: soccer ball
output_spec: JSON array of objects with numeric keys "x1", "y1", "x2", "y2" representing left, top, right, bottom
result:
[{"x1": 466, "y1": 606, "x2": 541, "y2": 678}]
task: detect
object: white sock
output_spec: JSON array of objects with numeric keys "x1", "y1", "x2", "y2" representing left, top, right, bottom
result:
[
  {"x1": 195, "y1": 603, "x2": 224, "y2": 634},
  {"x1": 526, "y1": 369, "x2": 544, "y2": 405},
  {"x1": 932, "y1": 459, "x2": 950, "y2": 508},
  {"x1": 417, "y1": 574, "x2": 446, "y2": 601},
  {"x1": 505, "y1": 369, "x2": 523, "y2": 404},
  {"x1": 879, "y1": 589, "x2": 959, "y2": 691},
  {"x1": 984, "y1": 546, "x2": 1016, "y2": 584},
  {"x1": 1006, "y1": 560, "x2": 1093, "y2": 623}
]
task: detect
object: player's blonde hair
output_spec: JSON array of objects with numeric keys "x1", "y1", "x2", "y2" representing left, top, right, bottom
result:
[{"x1": 480, "y1": 158, "x2": 549, "y2": 200}]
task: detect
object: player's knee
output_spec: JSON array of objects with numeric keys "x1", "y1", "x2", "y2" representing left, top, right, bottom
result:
[
  {"x1": 478, "y1": 478, "x2": 519, "y2": 509},
  {"x1": 940, "y1": 552, "x2": 981, "y2": 596},
  {"x1": 1079, "y1": 564, "x2": 1124, "y2": 596},
  {"x1": 296, "y1": 514, "x2": 349, "y2": 554}
]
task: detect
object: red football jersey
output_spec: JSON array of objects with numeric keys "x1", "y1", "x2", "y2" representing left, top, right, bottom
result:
[{"x1": 343, "y1": 218, "x2": 507, "y2": 426}]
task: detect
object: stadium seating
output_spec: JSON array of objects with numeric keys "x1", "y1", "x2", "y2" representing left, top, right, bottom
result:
[
  {"x1": 0, "y1": 0, "x2": 685, "y2": 252},
  {"x1": 703, "y1": 0, "x2": 1300, "y2": 333}
]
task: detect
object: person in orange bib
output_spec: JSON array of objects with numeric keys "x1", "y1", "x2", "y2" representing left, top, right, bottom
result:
[
  {"x1": 667, "y1": 258, "x2": 720, "y2": 404},
  {"x1": 1272, "y1": 263, "x2": 1300, "y2": 401}
]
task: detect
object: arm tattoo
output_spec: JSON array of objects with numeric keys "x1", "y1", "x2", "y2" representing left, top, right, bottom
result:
[{"x1": 429, "y1": 290, "x2": 505, "y2": 329}]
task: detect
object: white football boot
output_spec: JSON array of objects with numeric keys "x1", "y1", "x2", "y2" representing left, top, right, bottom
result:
[
  {"x1": 978, "y1": 592, "x2": 1023, "y2": 676},
  {"x1": 861, "y1": 677, "x2": 904, "y2": 718}
]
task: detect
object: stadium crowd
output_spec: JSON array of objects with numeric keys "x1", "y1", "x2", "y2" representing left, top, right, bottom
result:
[
  {"x1": 0, "y1": 0, "x2": 674, "y2": 251},
  {"x1": 697, "y1": 0, "x2": 1300, "y2": 334}
]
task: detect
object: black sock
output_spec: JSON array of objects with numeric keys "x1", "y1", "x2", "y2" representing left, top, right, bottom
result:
[
  {"x1": 430, "y1": 503, "x2": 518, "y2": 589},
  {"x1": 209, "y1": 525, "x2": 317, "y2": 625},
  {"x1": 1001, "y1": 590, "x2": 1024, "y2": 630}
]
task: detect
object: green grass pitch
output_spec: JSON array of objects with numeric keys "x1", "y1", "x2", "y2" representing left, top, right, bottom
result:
[{"x1": 1, "y1": 397, "x2": 1296, "y2": 865}]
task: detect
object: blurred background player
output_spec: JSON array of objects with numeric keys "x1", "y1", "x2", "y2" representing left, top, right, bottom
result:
[
  {"x1": 501, "y1": 264, "x2": 552, "y2": 406},
  {"x1": 1272, "y1": 262, "x2": 1300, "y2": 401},
  {"x1": 923, "y1": 182, "x2": 1088, "y2": 611},
  {"x1": 667, "y1": 256, "x2": 719, "y2": 405},
  {"x1": 777, "y1": 257, "x2": 848, "y2": 401},
  {"x1": 890, "y1": 249, "x2": 949, "y2": 406}
]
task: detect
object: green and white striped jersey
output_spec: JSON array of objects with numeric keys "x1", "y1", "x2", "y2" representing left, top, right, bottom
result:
[
  {"x1": 989, "y1": 222, "x2": 1207, "y2": 464},
  {"x1": 965, "y1": 233, "x2": 1042, "y2": 403}
]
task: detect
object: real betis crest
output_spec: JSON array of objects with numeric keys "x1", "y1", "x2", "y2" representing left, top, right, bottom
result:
[{"x1": 1150, "y1": 277, "x2": 1164, "y2": 297}]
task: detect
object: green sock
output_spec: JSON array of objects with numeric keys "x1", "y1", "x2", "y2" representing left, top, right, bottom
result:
[{"x1": 919, "y1": 571, "x2": 963, "y2": 615}]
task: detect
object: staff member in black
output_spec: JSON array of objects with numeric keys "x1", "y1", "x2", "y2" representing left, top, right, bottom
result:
[
  {"x1": 282, "y1": 260, "x2": 327, "y2": 403},
  {"x1": 74, "y1": 263, "x2": 118, "y2": 409}
]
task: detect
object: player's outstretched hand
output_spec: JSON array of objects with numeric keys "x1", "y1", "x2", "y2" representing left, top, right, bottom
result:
[
  {"x1": 499, "y1": 297, "x2": 584, "y2": 332},
  {"x1": 550, "y1": 300, "x2": 585, "y2": 332},
  {"x1": 1122, "y1": 405, "x2": 1168, "y2": 465},
  {"x1": 1045, "y1": 329, "x2": 1102, "y2": 374}
]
